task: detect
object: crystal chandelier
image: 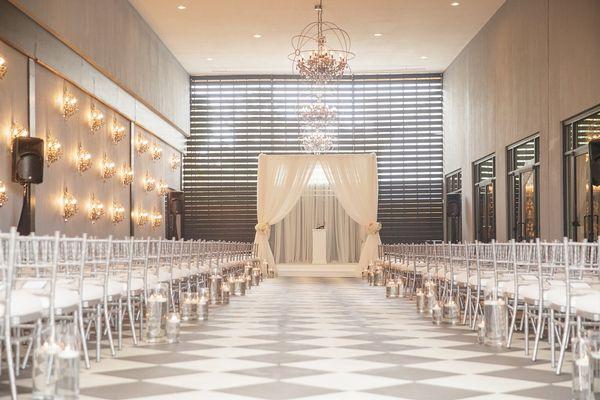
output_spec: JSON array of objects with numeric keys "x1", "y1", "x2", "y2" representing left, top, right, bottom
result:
[
  {"x1": 301, "y1": 131, "x2": 334, "y2": 154},
  {"x1": 289, "y1": 0, "x2": 353, "y2": 84},
  {"x1": 299, "y1": 95, "x2": 337, "y2": 154}
]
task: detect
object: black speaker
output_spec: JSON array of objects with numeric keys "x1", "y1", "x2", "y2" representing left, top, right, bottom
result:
[
  {"x1": 168, "y1": 191, "x2": 184, "y2": 215},
  {"x1": 12, "y1": 137, "x2": 44, "y2": 184},
  {"x1": 446, "y1": 193, "x2": 461, "y2": 218},
  {"x1": 590, "y1": 140, "x2": 600, "y2": 186}
]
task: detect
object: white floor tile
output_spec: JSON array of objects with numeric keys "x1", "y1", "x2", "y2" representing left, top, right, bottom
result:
[{"x1": 284, "y1": 372, "x2": 410, "y2": 391}]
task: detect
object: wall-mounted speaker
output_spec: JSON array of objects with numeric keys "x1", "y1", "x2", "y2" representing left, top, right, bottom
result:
[
  {"x1": 589, "y1": 140, "x2": 600, "y2": 186},
  {"x1": 12, "y1": 137, "x2": 44, "y2": 184},
  {"x1": 446, "y1": 193, "x2": 461, "y2": 218}
]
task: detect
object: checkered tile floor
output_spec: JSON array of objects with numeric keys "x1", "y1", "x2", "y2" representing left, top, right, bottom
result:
[{"x1": 2, "y1": 277, "x2": 573, "y2": 399}]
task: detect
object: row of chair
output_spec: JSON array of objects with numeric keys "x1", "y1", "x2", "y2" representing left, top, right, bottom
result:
[
  {"x1": 0, "y1": 227, "x2": 259, "y2": 399},
  {"x1": 377, "y1": 239, "x2": 600, "y2": 376}
]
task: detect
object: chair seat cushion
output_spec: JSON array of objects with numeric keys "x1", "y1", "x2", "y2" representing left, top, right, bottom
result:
[
  {"x1": 574, "y1": 292, "x2": 600, "y2": 316},
  {"x1": 0, "y1": 289, "x2": 44, "y2": 318}
]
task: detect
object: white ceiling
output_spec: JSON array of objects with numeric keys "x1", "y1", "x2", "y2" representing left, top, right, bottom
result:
[{"x1": 129, "y1": 0, "x2": 504, "y2": 75}]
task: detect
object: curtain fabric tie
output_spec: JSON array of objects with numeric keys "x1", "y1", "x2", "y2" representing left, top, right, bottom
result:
[
  {"x1": 366, "y1": 221, "x2": 382, "y2": 235},
  {"x1": 255, "y1": 222, "x2": 270, "y2": 234}
]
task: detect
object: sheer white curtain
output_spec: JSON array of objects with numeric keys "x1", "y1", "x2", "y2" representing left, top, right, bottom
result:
[
  {"x1": 271, "y1": 184, "x2": 363, "y2": 263},
  {"x1": 255, "y1": 153, "x2": 380, "y2": 272},
  {"x1": 319, "y1": 154, "x2": 382, "y2": 269},
  {"x1": 254, "y1": 154, "x2": 315, "y2": 271}
]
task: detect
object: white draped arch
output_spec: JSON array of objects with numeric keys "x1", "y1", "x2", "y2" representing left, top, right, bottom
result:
[{"x1": 254, "y1": 153, "x2": 381, "y2": 272}]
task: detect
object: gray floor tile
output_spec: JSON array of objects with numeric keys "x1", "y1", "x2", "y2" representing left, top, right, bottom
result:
[
  {"x1": 367, "y1": 382, "x2": 487, "y2": 399},
  {"x1": 507, "y1": 384, "x2": 572, "y2": 400},
  {"x1": 362, "y1": 365, "x2": 459, "y2": 381},
  {"x1": 219, "y1": 381, "x2": 337, "y2": 400},
  {"x1": 81, "y1": 382, "x2": 192, "y2": 399},
  {"x1": 98, "y1": 366, "x2": 199, "y2": 379},
  {"x1": 235, "y1": 366, "x2": 325, "y2": 379}
]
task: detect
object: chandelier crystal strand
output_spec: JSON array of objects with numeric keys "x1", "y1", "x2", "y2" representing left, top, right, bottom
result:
[
  {"x1": 289, "y1": 0, "x2": 353, "y2": 84},
  {"x1": 299, "y1": 95, "x2": 337, "y2": 154}
]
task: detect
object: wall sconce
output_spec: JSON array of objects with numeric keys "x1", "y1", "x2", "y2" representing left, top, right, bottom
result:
[
  {"x1": 61, "y1": 187, "x2": 78, "y2": 221},
  {"x1": 111, "y1": 116, "x2": 126, "y2": 144},
  {"x1": 0, "y1": 180, "x2": 7, "y2": 207},
  {"x1": 101, "y1": 154, "x2": 117, "y2": 180},
  {"x1": 0, "y1": 54, "x2": 7, "y2": 80},
  {"x1": 136, "y1": 209, "x2": 149, "y2": 226},
  {"x1": 170, "y1": 153, "x2": 181, "y2": 171},
  {"x1": 88, "y1": 194, "x2": 105, "y2": 223},
  {"x1": 120, "y1": 163, "x2": 134, "y2": 186},
  {"x1": 136, "y1": 133, "x2": 149, "y2": 154},
  {"x1": 45, "y1": 133, "x2": 63, "y2": 166},
  {"x1": 75, "y1": 144, "x2": 92, "y2": 174},
  {"x1": 150, "y1": 209, "x2": 163, "y2": 229},
  {"x1": 110, "y1": 200, "x2": 125, "y2": 224},
  {"x1": 143, "y1": 172, "x2": 156, "y2": 192},
  {"x1": 89, "y1": 104, "x2": 105, "y2": 133},
  {"x1": 8, "y1": 121, "x2": 28, "y2": 152},
  {"x1": 157, "y1": 179, "x2": 169, "y2": 196},
  {"x1": 150, "y1": 143, "x2": 162, "y2": 161},
  {"x1": 62, "y1": 84, "x2": 79, "y2": 119}
]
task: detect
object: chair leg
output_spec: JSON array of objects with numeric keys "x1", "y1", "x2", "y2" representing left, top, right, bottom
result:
[
  {"x1": 96, "y1": 304, "x2": 102, "y2": 362},
  {"x1": 78, "y1": 307, "x2": 91, "y2": 369},
  {"x1": 103, "y1": 302, "x2": 116, "y2": 357},
  {"x1": 4, "y1": 328, "x2": 18, "y2": 400},
  {"x1": 531, "y1": 307, "x2": 544, "y2": 362},
  {"x1": 506, "y1": 297, "x2": 518, "y2": 348},
  {"x1": 524, "y1": 303, "x2": 529, "y2": 356},
  {"x1": 118, "y1": 298, "x2": 123, "y2": 350},
  {"x1": 127, "y1": 298, "x2": 138, "y2": 345},
  {"x1": 556, "y1": 316, "x2": 570, "y2": 375},
  {"x1": 549, "y1": 309, "x2": 556, "y2": 368}
]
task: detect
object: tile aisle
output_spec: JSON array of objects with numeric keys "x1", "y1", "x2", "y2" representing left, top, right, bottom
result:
[{"x1": 2, "y1": 277, "x2": 572, "y2": 399}]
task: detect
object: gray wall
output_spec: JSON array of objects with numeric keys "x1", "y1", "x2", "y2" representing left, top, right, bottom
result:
[
  {"x1": 443, "y1": 0, "x2": 600, "y2": 241},
  {"x1": 8, "y1": 0, "x2": 190, "y2": 135}
]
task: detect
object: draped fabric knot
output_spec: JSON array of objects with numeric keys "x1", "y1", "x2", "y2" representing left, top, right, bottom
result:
[
  {"x1": 366, "y1": 221, "x2": 382, "y2": 235},
  {"x1": 255, "y1": 222, "x2": 270, "y2": 234}
]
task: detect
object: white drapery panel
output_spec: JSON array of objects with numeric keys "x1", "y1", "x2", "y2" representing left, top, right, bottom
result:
[
  {"x1": 270, "y1": 184, "x2": 363, "y2": 264},
  {"x1": 255, "y1": 153, "x2": 380, "y2": 272},
  {"x1": 254, "y1": 154, "x2": 316, "y2": 269},
  {"x1": 319, "y1": 154, "x2": 381, "y2": 268}
]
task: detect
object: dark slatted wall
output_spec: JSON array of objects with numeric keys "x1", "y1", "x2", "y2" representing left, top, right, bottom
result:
[{"x1": 185, "y1": 74, "x2": 443, "y2": 243}]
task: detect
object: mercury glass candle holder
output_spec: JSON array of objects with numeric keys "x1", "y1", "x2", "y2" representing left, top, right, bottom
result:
[
  {"x1": 88, "y1": 194, "x2": 105, "y2": 223},
  {"x1": 136, "y1": 133, "x2": 149, "y2": 154},
  {"x1": 110, "y1": 200, "x2": 125, "y2": 224},
  {"x1": 120, "y1": 164, "x2": 134, "y2": 186},
  {"x1": 61, "y1": 188, "x2": 78, "y2": 221},
  {"x1": 0, "y1": 55, "x2": 6, "y2": 79},
  {"x1": 0, "y1": 181, "x2": 7, "y2": 207},
  {"x1": 150, "y1": 143, "x2": 162, "y2": 160},
  {"x1": 75, "y1": 144, "x2": 92, "y2": 174},
  {"x1": 46, "y1": 133, "x2": 63, "y2": 166}
]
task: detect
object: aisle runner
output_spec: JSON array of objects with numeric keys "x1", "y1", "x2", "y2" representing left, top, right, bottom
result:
[{"x1": 2, "y1": 278, "x2": 572, "y2": 399}]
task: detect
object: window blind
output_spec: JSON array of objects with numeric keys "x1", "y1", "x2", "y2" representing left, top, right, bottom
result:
[{"x1": 185, "y1": 74, "x2": 443, "y2": 243}]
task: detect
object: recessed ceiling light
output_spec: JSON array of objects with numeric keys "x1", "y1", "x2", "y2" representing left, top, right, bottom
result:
[
  {"x1": 253, "y1": 34, "x2": 262, "y2": 38},
  {"x1": 177, "y1": 5, "x2": 186, "y2": 10},
  {"x1": 373, "y1": 33, "x2": 383, "y2": 37},
  {"x1": 420, "y1": 56, "x2": 429, "y2": 60},
  {"x1": 451, "y1": 2, "x2": 460, "y2": 6},
  {"x1": 206, "y1": 57, "x2": 213, "y2": 61}
]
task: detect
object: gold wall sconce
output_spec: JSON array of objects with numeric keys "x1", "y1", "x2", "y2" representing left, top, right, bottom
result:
[
  {"x1": 0, "y1": 54, "x2": 7, "y2": 79},
  {"x1": 150, "y1": 143, "x2": 163, "y2": 161},
  {"x1": 100, "y1": 154, "x2": 117, "y2": 180},
  {"x1": 150, "y1": 209, "x2": 163, "y2": 229},
  {"x1": 46, "y1": 133, "x2": 63, "y2": 166},
  {"x1": 110, "y1": 200, "x2": 125, "y2": 224},
  {"x1": 120, "y1": 164, "x2": 134, "y2": 186},
  {"x1": 88, "y1": 194, "x2": 105, "y2": 223},
  {"x1": 62, "y1": 84, "x2": 79, "y2": 119},
  {"x1": 0, "y1": 180, "x2": 7, "y2": 207},
  {"x1": 89, "y1": 104, "x2": 105, "y2": 133},
  {"x1": 157, "y1": 179, "x2": 169, "y2": 196},
  {"x1": 61, "y1": 187, "x2": 78, "y2": 221},
  {"x1": 8, "y1": 121, "x2": 28, "y2": 152},
  {"x1": 136, "y1": 209, "x2": 149, "y2": 226},
  {"x1": 111, "y1": 116, "x2": 126, "y2": 144},
  {"x1": 136, "y1": 133, "x2": 149, "y2": 154},
  {"x1": 75, "y1": 144, "x2": 92, "y2": 174},
  {"x1": 143, "y1": 172, "x2": 156, "y2": 192},
  {"x1": 170, "y1": 153, "x2": 181, "y2": 171}
]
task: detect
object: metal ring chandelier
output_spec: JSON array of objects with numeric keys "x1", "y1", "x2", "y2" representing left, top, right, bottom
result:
[{"x1": 289, "y1": 0, "x2": 354, "y2": 84}]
